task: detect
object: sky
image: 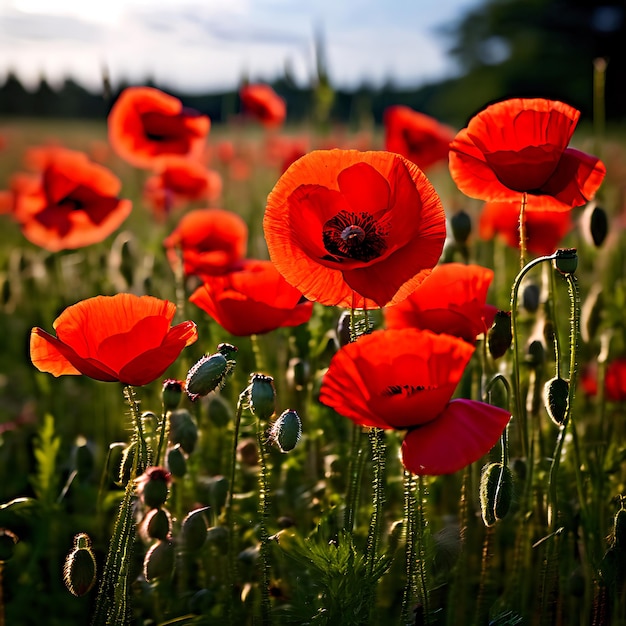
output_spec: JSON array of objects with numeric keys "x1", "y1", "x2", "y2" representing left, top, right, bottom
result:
[{"x1": 0, "y1": 0, "x2": 480, "y2": 94}]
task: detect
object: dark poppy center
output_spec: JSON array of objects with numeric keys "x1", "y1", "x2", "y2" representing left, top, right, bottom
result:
[
  {"x1": 322, "y1": 210, "x2": 387, "y2": 263},
  {"x1": 382, "y1": 384, "x2": 432, "y2": 398},
  {"x1": 58, "y1": 196, "x2": 83, "y2": 211}
]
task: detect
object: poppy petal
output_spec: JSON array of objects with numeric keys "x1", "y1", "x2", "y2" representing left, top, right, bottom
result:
[{"x1": 401, "y1": 398, "x2": 511, "y2": 475}]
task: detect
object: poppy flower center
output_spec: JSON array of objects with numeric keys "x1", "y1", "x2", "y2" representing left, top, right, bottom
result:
[
  {"x1": 58, "y1": 196, "x2": 83, "y2": 211},
  {"x1": 322, "y1": 210, "x2": 387, "y2": 263},
  {"x1": 382, "y1": 384, "x2": 432, "y2": 397}
]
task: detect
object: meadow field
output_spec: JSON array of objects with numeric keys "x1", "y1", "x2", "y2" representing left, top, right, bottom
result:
[{"x1": 0, "y1": 88, "x2": 625, "y2": 626}]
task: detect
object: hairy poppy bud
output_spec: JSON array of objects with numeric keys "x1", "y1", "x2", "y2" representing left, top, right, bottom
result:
[
  {"x1": 522, "y1": 283, "x2": 540, "y2": 313},
  {"x1": 144, "y1": 540, "x2": 175, "y2": 582},
  {"x1": 168, "y1": 408, "x2": 198, "y2": 454},
  {"x1": 0, "y1": 528, "x2": 18, "y2": 562},
  {"x1": 581, "y1": 202, "x2": 608, "y2": 248},
  {"x1": 544, "y1": 376, "x2": 569, "y2": 426},
  {"x1": 136, "y1": 467, "x2": 171, "y2": 509},
  {"x1": 142, "y1": 507, "x2": 172, "y2": 541},
  {"x1": 270, "y1": 409, "x2": 302, "y2": 453},
  {"x1": 554, "y1": 248, "x2": 578, "y2": 275},
  {"x1": 162, "y1": 379, "x2": 184, "y2": 412},
  {"x1": 248, "y1": 374, "x2": 276, "y2": 421},
  {"x1": 166, "y1": 444, "x2": 187, "y2": 478},
  {"x1": 287, "y1": 357, "x2": 310, "y2": 391},
  {"x1": 181, "y1": 507, "x2": 210, "y2": 551},
  {"x1": 479, "y1": 462, "x2": 514, "y2": 527},
  {"x1": 487, "y1": 311, "x2": 512, "y2": 359},
  {"x1": 450, "y1": 209, "x2": 472, "y2": 244},
  {"x1": 185, "y1": 345, "x2": 237, "y2": 401},
  {"x1": 63, "y1": 533, "x2": 97, "y2": 597}
]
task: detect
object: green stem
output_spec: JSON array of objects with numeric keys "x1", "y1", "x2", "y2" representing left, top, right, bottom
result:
[
  {"x1": 344, "y1": 424, "x2": 365, "y2": 532},
  {"x1": 154, "y1": 409, "x2": 169, "y2": 468},
  {"x1": 519, "y1": 192, "x2": 528, "y2": 268},
  {"x1": 416, "y1": 475, "x2": 431, "y2": 626},
  {"x1": 401, "y1": 471, "x2": 418, "y2": 625},
  {"x1": 256, "y1": 422, "x2": 272, "y2": 625}
]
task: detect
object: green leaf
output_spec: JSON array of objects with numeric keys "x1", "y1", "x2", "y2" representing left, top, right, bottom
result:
[{"x1": 30, "y1": 413, "x2": 61, "y2": 507}]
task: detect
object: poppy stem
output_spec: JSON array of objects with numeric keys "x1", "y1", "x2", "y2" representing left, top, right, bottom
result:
[
  {"x1": 416, "y1": 475, "x2": 432, "y2": 625},
  {"x1": 256, "y1": 418, "x2": 272, "y2": 625},
  {"x1": 518, "y1": 192, "x2": 528, "y2": 268},
  {"x1": 401, "y1": 470, "x2": 418, "y2": 624}
]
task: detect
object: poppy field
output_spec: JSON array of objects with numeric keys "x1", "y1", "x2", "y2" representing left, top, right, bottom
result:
[{"x1": 0, "y1": 82, "x2": 625, "y2": 626}]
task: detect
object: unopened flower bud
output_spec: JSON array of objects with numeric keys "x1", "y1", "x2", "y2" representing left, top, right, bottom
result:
[
  {"x1": 554, "y1": 248, "x2": 578, "y2": 275},
  {"x1": 63, "y1": 533, "x2": 97, "y2": 596},
  {"x1": 612, "y1": 506, "x2": 626, "y2": 549},
  {"x1": 185, "y1": 346, "x2": 237, "y2": 401},
  {"x1": 166, "y1": 444, "x2": 187, "y2": 478},
  {"x1": 162, "y1": 379, "x2": 184, "y2": 412},
  {"x1": 526, "y1": 340, "x2": 545, "y2": 368},
  {"x1": 479, "y1": 463, "x2": 514, "y2": 527},
  {"x1": 217, "y1": 342, "x2": 238, "y2": 359},
  {"x1": 73, "y1": 437, "x2": 94, "y2": 481},
  {"x1": 582, "y1": 202, "x2": 608, "y2": 248},
  {"x1": 181, "y1": 507, "x2": 210, "y2": 551},
  {"x1": 287, "y1": 357, "x2": 310, "y2": 390},
  {"x1": 522, "y1": 283, "x2": 540, "y2": 313},
  {"x1": 237, "y1": 437, "x2": 259, "y2": 467},
  {"x1": 136, "y1": 467, "x2": 171, "y2": 509},
  {"x1": 248, "y1": 374, "x2": 276, "y2": 421},
  {"x1": 270, "y1": 410, "x2": 302, "y2": 453},
  {"x1": 142, "y1": 507, "x2": 172, "y2": 541},
  {"x1": 168, "y1": 408, "x2": 198, "y2": 454},
  {"x1": 144, "y1": 540, "x2": 175, "y2": 582},
  {"x1": 487, "y1": 311, "x2": 512, "y2": 359},
  {"x1": 544, "y1": 376, "x2": 569, "y2": 426},
  {"x1": 206, "y1": 526, "x2": 229, "y2": 553},
  {"x1": 0, "y1": 528, "x2": 18, "y2": 562},
  {"x1": 450, "y1": 209, "x2": 472, "y2": 244},
  {"x1": 207, "y1": 394, "x2": 232, "y2": 427},
  {"x1": 581, "y1": 284, "x2": 603, "y2": 344}
]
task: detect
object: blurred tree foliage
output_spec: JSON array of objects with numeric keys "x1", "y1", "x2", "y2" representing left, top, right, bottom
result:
[{"x1": 0, "y1": 0, "x2": 624, "y2": 125}]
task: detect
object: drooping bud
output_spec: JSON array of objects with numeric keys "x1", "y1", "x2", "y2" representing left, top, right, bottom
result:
[
  {"x1": 166, "y1": 444, "x2": 187, "y2": 478},
  {"x1": 136, "y1": 467, "x2": 171, "y2": 509},
  {"x1": 543, "y1": 376, "x2": 569, "y2": 426},
  {"x1": 269, "y1": 410, "x2": 302, "y2": 453},
  {"x1": 479, "y1": 462, "x2": 514, "y2": 527},
  {"x1": 63, "y1": 533, "x2": 97, "y2": 597},
  {"x1": 581, "y1": 202, "x2": 608, "y2": 248},
  {"x1": 168, "y1": 408, "x2": 198, "y2": 454},
  {"x1": 142, "y1": 507, "x2": 172, "y2": 541},
  {"x1": 185, "y1": 345, "x2": 237, "y2": 401},
  {"x1": 554, "y1": 248, "x2": 578, "y2": 275},
  {"x1": 144, "y1": 540, "x2": 175, "y2": 582},
  {"x1": 180, "y1": 507, "x2": 210, "y2": 552},
  {"x1": 0, "y1": 528, "x2": 18, "y2": 562},
  {"x1": 521, "y1": 283, "x2": 540, "y2": 314},
  {"x1": 107, "y1": 442, "x2": 126, "y2": 485},
  {"x1": 248, "y1": 374, "x2": 276, "y2": 421},
  {"x1": 162, "y1": 379, "x2": 184, "y2": 412},
  {"x1": 526, "y1": 339, "x2": 545, "y2": 369},
  {"x1": 450, "y1": 209, "x2": 472, "y2": 244},
  {"x1": 487, "y1": 311, "x2": 512, "y2": 359}
]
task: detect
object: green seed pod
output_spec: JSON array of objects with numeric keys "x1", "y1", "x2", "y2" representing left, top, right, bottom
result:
[
  {"x1": 270, "y1": 410, "x2": 302, "y2": 453},
  {"x1": 143, "y1": 508, "x2": 172, "y2": 541},
  {"x1": 63, "y1": 533, "x2": 97, "y2": 597},
  {"x1": 204, "y1": 475, "x2": 229, "y2": 513},
  {"x1": 487, "y1": 311, "x2": 512, "y2": 359},
  {"x1": 162, "y1": 379, "x2": 184, "y2": 412},
  {"x1": 168, "y1": 408, "x2": 198, "y2": 454},
  {"x1": 0, "y1": 529, "x2": 18, "y2": 562},
  {"x1": 207, "y1": 393, "x2": 232, "y2": 427},
  {"x1": 180, "y1": 507, "x2": 210, "y2": 552},
  {"x1": 554, "y1": 248, "x2": 578, "y2": 275},
  {"x1": 479, "y1": 462, "x2": 514, "y2": 527},
  {"x1": 450, "y1": 209, "x2": 472, "y2": 244},
  {"x1": 166, "y1": 444, "x2": 187, "y2": 478},
  {"x1": 143, "y1": 540, "x2": 175, "y2": 583},
  {"x1": 136, "y1": 467, "x2": 171, "y2": 509},
  {"x1": 248, "y1": 373, "x2": 276, "y2": 421},
  {"x1": 544, "y1": 377, "x2": 570, "y2": 426}
]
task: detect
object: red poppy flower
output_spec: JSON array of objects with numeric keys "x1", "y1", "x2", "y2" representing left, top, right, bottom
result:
[
  {"x1": 108, "y1": 86, "x2": 210, "y2": 168},
  {"x1": 319, "y1": 329, "x2": 475, "y2": 429},
  {"x1": 144, "y1": 156, "x2": 222, "y2": 216},
  {"x1": 605, "y1": 357, "x2": 626, "y2": 402},
  {"x1": 384, "y1": 263, "x2": 497, "y2": 343},
  {"x1": 383, "y1": 105, "x2": 455, "y2": 170},
  {"x1": 319, "y1": 328, "x2": 510, "y2": 475},
  {"x1": 30, "y1": 293, "x2": 198, "y2": 386},
  {"x1": 479, "y1": 200, "x2": 572, "y2": 255},
  {"x1": 12, "y1": 150, "x2": 132, "y2": 252},
  {"x1": 401, "y1": 398, "x2": 510, "y2": 475},
  {"x1": 449, "y1": 98, "x2": 606, "y2": 211},
  {"x1": 189, "y1": 259, "x2": 313, "y2": 336},
  {"x1": 240, "y1": 84, "x2": 286, "y2": 128},
  {"x1": 163, "y1": 208, "x2": 248, "y2": 277},
  {"x1": 263, "y1": 149, "x2": 446, "y2": 308}
]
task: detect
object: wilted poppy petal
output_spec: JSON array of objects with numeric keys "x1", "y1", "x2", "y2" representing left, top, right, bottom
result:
[{"x1": 401, "y1": 398, "x2": 511, "y2": 475}]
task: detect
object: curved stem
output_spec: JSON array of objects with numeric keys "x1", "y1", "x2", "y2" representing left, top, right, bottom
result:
[{"x1": 518, "y1": 192, "x2": 528, "y2": 268}]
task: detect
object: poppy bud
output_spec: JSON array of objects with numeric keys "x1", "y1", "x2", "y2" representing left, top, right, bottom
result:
[
  {"x1": 107, "y1": 442, "x2": 126, "y2": 485},
  {"x1": 185, "y1": 353, "x2": 230, "y2": 401},
  {"x1": 162, "y1": 379, "x2": 184, "y2": 412},
  {"x1": 450, "y1": 209, "x2": 472, "y2": 244},
  {"x1": 204, "y1": 475, "x2": 229, "y2": 512},
  {"x1": 248, "y1": 373, "x2": 276, "y2": 421},
  {"x1": 119, "y1": 441, "x2": 137, "y2": 485},
  {"x1": 526, "y1": 340, "x2": 545, "y2": 369},
  {"x1": 166, "y1": 444, "x2": 187, "y2": 478},
  {"x1": 612, "y1": 506, "x2": 626, "y2": 549},
  {"x1": 336, "y1": 310, "x2": 352, "y2": 347},
  {"x1": 207, "y1": 393, "x2": 232, "y2": 427},
  {"x1": 0, "y1": 528, "x2": 18, "y2": 562},
  {"x1": 287, "y1": 357, "x2": 310, "y2": 391},
  {"x1": 206, "y1": 526, "x2": 229, "y2": 553},
  {"x1": 522, "y1": 283, "x2": 540, "y2": 313},
  {"x1": 554, "y1": 248, "x2": 578, "y2": 275},
  {"x1": 581, "y1": 285, "x2": 603, "y2": 344},
  {"x1": 168, "y1": 408, "x2": 198, "y2": 454},
  {"x1": 63, "y1": 533, "x2": 97, "y2": 597},
  {"x1": 487, "y1": 311, "x2": 512, "y2": 359},
  {"x1": 73, "y1": 437, "x2": 94, "y2": 481},
  {"x1": 217, "y1": 342, "x2": 238, "y2": 359},
  {"x1": 479, "y1": 462, "x2": 514, "y2": 527},
  {"x1": 270, "y1": 409, "x2": 302, "y2": 453},
  {"x1": 136, "y1": 467, "x2": 171, "y2": 509},
  {"x1": 543, "y1": 376, "x2": 569, "y2": 426},
  {"x1": 237, "y1": 437, "x2": 259, "y2": 467},
  {"x1": 142, "y1": 507, "x2": 172, "y2": 541},
  {"x1": 581, "y1": 202, "x2": 608, "y2": 248},
  {"x1": 180, "y1": 507, "x2": 210, "y2": 552},
  {"x1": 144, "y1": 540, "x2": 175, "y2": 582}
]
